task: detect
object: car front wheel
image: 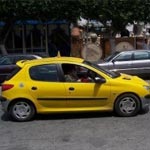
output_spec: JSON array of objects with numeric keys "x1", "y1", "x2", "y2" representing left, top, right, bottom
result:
[
  {"x1": 9, "y1": 100, "x2": 35, "y2": 122},
  {"x1": 114, "y1": 93, "x2": 140, "y2": 117}
]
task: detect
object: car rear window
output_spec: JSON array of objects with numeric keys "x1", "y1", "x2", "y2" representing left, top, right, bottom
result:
[
  {"x1": 0, "y1": 56, "x2": 13, "y2": 65},
  {"x1": 5, "y1": 66, "x2": 21, "y2": 81}
]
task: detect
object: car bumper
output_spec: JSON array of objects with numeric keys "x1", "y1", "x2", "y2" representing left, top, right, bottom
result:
[
  {"x1": 141, "y1": 95, "x2": 150, "y2": 111},
  {"x1": 0, "y1": 96, "x2": 10, "y2": 112}
]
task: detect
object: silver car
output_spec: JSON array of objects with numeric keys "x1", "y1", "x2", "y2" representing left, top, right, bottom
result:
[{"x1": 98, "y1": 50, "x2": 150, "y2": 79}]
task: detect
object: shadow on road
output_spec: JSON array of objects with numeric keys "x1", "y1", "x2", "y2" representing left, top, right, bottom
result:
[
  {"x1": 1, "y1": 110, "x2": 149, "y2": 122},
  {"x1": 1, "y1": 111, "x2": 114, "y2": 122},
  {"x1": 35, "y1": 112, "x2": 114, "y2": 121}
]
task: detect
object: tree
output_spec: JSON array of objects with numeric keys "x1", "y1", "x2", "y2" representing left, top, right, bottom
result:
[
  {"x1": 1, "y1": 0, "x2": 150, "y2": 54},
  {"x1": 79, "y1": 0, "x2": 150, "y2": 36},
  {"x1": 0, "y1": 0, "x2": 81, "y2": 54}
]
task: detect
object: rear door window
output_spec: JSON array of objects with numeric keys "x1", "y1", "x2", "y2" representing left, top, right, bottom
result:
[
  {"x1": 29, "y1": 64, "x2": 59, "y2": 82},
  {"x1": 133, "y1": 51, "x2": 149, "y2": 60}
]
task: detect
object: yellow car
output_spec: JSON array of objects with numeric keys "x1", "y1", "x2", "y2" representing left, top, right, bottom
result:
[{"x1": 0, "y1": 57, "x2": 150, "y2": 121}]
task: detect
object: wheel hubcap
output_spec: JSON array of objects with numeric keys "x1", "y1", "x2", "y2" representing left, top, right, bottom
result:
[
  {"x1": 119, "y1": 97, "x2": 136, "y2": 114},
  {"x1": 13, "y1": 102, "x2": 31, "y2": 119}
]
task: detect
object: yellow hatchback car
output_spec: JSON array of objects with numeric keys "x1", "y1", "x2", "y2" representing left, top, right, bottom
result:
[{"x1": 0, "y1": 57, "x2": 150, "y2": 121}]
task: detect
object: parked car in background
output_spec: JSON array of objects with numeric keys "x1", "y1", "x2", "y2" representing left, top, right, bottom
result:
[
  {"x1": 0, "y1": 54, "x2": 42, "y2": 83},
  {"x1": 97, "y1": 50, "x2": 150, "y2": 79},
  {"x1": 0, "y1": 57, "x2": 150, "y2": 121}
]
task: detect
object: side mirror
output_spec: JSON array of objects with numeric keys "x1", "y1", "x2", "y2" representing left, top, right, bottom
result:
[{"x1": 94, "y1": 77, "x2": 106, "y2": 83}]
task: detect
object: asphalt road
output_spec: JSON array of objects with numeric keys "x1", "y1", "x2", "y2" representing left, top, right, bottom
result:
[
  {"x1": 0, "y1": 81, "x2": 150, "y2": 150},
  {"x1": 0, "y1": 104, "x2": 150, "y2": 150}
]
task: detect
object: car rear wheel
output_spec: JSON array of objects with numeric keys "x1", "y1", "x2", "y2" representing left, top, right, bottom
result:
[
  {"x1": 9, "y1": 100, "x2": 35, "y2": 122},
  {"x1": 114, "y1": 93, "x2": 140, "y2": 117}
]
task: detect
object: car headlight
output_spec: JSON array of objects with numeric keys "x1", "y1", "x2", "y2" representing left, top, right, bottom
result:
[{"x1": 143, "y1": 85, "x2": 150, "y2": 91}]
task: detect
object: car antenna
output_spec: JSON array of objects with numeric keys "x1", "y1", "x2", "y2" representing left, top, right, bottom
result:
[{"x1": 57, "y1": 51, "x2": 61, "y2": 57}]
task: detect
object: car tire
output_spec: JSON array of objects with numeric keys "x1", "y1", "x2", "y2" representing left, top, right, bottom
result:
[
  {"x1": 9, "y1": 100, "x2": 35, "y2": 122},
  {"x1": 114, "y1": 93, "x2": 140, "y2": 117}
]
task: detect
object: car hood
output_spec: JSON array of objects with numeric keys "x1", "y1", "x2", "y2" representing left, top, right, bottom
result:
[
  {"x1": 117, "y1": 73, "x2": 149, "y2": 85},
  {"x1": 97, "y1": 61, "x2": 110, "y2": 67}
]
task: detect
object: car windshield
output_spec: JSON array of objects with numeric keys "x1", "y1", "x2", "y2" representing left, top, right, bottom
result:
[
  {"x1": 84, "y1": 60, "x2": 120, "y2": 78},
  {"x1": 104, "y1": 51, "x2": 120, "y2": 62}
]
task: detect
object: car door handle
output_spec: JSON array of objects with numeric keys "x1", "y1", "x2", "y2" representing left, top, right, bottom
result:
[
  {"x1": 69, "y1": 87, "x2": 74, "y2": 91},
  {"x1": 31, "y1": 86, "x2": 37, "y2": 90}
]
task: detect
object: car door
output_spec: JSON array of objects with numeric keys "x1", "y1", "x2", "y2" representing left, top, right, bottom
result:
[
  {"x1": 61, "y1": 63, "x2": 111, "y2": 109},
  {"x1": 28, "y1": 64, "x2": 67, "y2": 109},
  {"x1": 109, "y1": 51, "x2": 133, "y2": 74}
]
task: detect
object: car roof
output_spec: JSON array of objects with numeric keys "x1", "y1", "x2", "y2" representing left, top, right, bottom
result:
[
  {"x1": 16, "y1": 57, "x2": 84, "y2": 68},
  {"x1": 118, "y1": 49, "x2": 150, "y2": 53}
]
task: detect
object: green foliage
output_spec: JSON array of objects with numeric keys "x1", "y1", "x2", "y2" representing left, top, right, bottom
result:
[
  {"x1": 98, "y1": 0, "x2": 147, "y2": 30},
  {"x1": 0, "y1": 0, "x2": 81, "y2": 22},
  {"x1": 0, "y1": 0, "x2": 150, "y2": 35},
  {"x1": 79, "y1": 0, "x2": 101, "y2": 19}
]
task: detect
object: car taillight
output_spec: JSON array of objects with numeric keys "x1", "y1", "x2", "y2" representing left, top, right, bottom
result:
[{"x1": 2, "y1": 84, "x2": 14, "y2": 91}]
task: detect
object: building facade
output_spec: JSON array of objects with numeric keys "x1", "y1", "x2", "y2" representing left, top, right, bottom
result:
[{"x1": 0, "y1": 20, "x2": 71, "y2": 57}]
